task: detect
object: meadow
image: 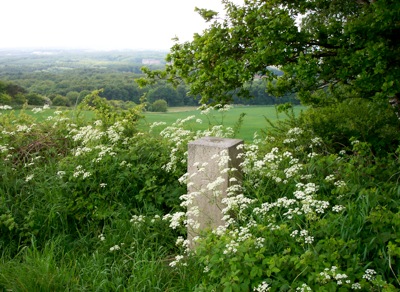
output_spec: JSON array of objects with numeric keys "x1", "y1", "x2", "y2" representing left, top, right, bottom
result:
[
  {"x1": 0, "y1": 100, "x2": 399, "y2": 291},
  {"x1": 142, "y1": 105, "x2": 304, "y2": 141},
  {"x1": 9, "y1": 105, "x2": 305, "y2": 141}
]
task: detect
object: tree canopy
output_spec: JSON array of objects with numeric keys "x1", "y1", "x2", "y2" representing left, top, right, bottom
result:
[{"x1": 141, "y1": 0, "x2": 400, "y2": 107}]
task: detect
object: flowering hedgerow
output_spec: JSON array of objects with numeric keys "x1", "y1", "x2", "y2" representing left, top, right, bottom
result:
[
  {"x1": 1, "y1": 102, "x2": 399, "y2": 290},
  {"x1": 161, "y1": 114, "x2": 400, "y2": 290}
]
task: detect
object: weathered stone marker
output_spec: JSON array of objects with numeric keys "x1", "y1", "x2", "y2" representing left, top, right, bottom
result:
[{"x1": 187, "y1": 136, "x2": 243, "y2": 247}]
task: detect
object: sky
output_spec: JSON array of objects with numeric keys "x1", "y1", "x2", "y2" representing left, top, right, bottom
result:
[{"x1": 1, "y1": 0, "x2": 241, "y2": 51}]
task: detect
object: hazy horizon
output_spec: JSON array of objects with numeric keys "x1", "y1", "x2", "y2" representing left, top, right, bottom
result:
[{"x1": 1, "y1": 0, "x2": 242, "y2": 51}]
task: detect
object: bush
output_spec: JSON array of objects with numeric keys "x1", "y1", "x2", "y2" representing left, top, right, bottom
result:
[
  {"x1": 26, "y1": 93, "x2": 48, "y2": 106},
  {"x1": 51, "y1": 95, "x2": 70, "y2": 107},
  {"x1": 0, "y1": 93, "x2": 12, "y2": 105},
  {"x1": 149, "y1": 99, "x2": 168, "y2": 112},
  {"x1": 299, "y1": 99, "x2": 400, "y2": 155},
  {"x1": 0, "y1": 103, "x2": 399, "y2": 290},
  {"x1": 162, "y1": 108, "x2": 400, "y2": 291}
]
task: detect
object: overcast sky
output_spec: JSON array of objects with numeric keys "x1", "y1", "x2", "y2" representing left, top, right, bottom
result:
[{"x1": 1, "y1": 0, "x2": 243, "y2": 51}]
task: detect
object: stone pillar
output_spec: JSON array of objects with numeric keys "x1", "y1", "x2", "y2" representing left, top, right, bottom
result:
[{"x1": 187, "y1": 137, "x2": 243, "y2": 246}]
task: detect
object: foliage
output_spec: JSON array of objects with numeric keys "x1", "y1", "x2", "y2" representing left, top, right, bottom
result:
[
  {"x1": 1, "y1": 49, "x2": 288, "y2": 108},
  {"x1": 149, "y1": 99, "x2": 168, "y2": 112},
  {"x1": 0, "y1": 93, "x2": 12, "y2": 105},
  {"x1": 78, "y1": 90, "x2": 143, "y2": 129},
  {"x1": 164, "y1": 113, "x2": 400, "y2": 290},
  {"x1": 26, "y1": 92, "x2": 48, "y2": 106},
  {"x1": 298, "y1": 98, "x2": 400, "y2": 155},
  {"x1": 1, "y1": 102, "x2": 399, "y2": 290},
  {"x1": 140, "y1": 0, "x2": 400, "y2": 109},
  {"x1": 51, "y1": 94, "x2": 71, "y2": 107}
]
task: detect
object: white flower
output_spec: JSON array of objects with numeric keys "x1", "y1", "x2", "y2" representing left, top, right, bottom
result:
[
  {"x1": 25, "y1": 174, "x2": 34, "y2": 182},
  {"x1": 169, "y1": 255, "x2": 184, "y2": 267},
  {"x1": 283, "y1": 138, "x2": 297, "y2": 144},
  {"x1": 206, "y1": 176, "x2": 225, "y2": 191},
  {"x1": 362, "y1": 269, "x2": 376, "y2": 281},
  {"x1": 130, "y1": 215, "x2": 145, "y2": 224},
  {"x1": 307, "y1": 152, "x2": 318, "y2": 158},
  {"x1": 165, "y1": 212, "x2": 186, "y2": 229},
  {"x1": 223, "y1": 240, "x2": 239, "y2": 254},
  {"x1": 304, "y1": 236, "x2": 314, "y2": 244},
  {"x1": 332, "y1": 205, "x2": 345, "y2": 212},
  {"x1": 325, "y1": 174, "x2": 335, "y2": 182},
  {"x1": 253, "y1": 281, "x2": 270, "y2": 292},
  {"x1": 32, "y1": 107, "x2": 43, "y2": 113},
  {"x1": 287, "y1": 127, "x2": 304, "y2": 136},
  {"x1": 351, "y1": 283, "x2": 361, "y2": 289},
  {"x1": 82, "y1": 172, "x2": 91, "y2": 179},
  {"x1": 311, "y1": 137, "x2": 322, "y2": 146},
  {"x1": 296, "y1": 283, "x2": 312, "y2": 291},
  {"x1": 334, "y1": 180, "x2": 347, "y2": 188},
  {"x1": 57, "y1": 171, "x2": 66, "y2": 178},
  {"x1": 110, "y1": 245, "x2": 120, "y2": 251}
]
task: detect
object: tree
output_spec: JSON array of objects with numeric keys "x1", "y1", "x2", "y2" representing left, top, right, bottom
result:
[
  {"x1": 26, "y1": 93, "x2": 47, "y2": 106},
  {"x1": 147, "y1": 85, "x2": 182, "y2": 106},
  {"x1": 149, "y1": 99, "x2": 168, "y2": 112},
  {"x1": 140, "y1": 0, "x2": 400, "y2": 108},
  {"x1": 51, "y1": 95, "x2": 70, "y2": 107},
  {"x1": 0, "y1": 93, "x2": 12, "y2": 105}
]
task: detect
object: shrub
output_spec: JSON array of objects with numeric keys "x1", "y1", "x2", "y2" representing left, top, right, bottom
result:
[
  {"x1": 51, "y1": 95, "x2": 70, "y2": 107},
  {"x1": 0, "y1": 93, "x2": 12, "y2": 105},
  {"x1": 162, "y1": 110, "x2": 400, "y2": 291},
  {"x1": 149, "y1": 99, "x2": 168, "y2": 112},
  {"x1": 1, "y1": 103, "x2": 399, "y2": 290},
  {"x1": 299, "y1": 99, "x2": 400, "y2": 155},
  {"x1": 26, "y1": 93, "x2": 48, "y2": 106}
]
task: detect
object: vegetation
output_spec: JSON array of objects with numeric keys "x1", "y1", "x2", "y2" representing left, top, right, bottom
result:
[
  {"x1": 0, "y1": 0, "x2": 399, "y2": 290},
  {"x1": 0, "y1": 49, "x2": 294, "y2": 108},
  {"x1": 1, "y1": 98, "x2": 399, "y2": 290},
  {"x1": 140, "y1": 0, "x2": 400, "y2": 110}
]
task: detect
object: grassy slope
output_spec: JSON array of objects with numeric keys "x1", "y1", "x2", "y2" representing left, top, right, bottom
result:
[
  {"x1": 2, "y1": 105, "x2": 305, "y2": 141},
  {"x1": 142, "y1": 105, "x2": 306, "y2": 142}
]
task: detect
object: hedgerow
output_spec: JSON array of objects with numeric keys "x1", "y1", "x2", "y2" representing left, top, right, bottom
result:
[{"x1": 0, "y1": 101, "x2": 399, "y2": 290}]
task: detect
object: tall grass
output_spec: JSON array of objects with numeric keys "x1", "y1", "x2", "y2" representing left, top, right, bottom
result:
[{"x1": 0, "y1": 101, "x2": 398, "y2": 291}]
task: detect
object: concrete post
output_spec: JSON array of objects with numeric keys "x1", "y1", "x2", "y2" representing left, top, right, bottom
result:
[{"x1": 187, "y1": 137, "x2": 243, "y2": 246}]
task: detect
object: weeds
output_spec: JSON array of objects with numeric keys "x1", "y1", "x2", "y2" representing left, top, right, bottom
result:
[{"x1": 0, "y1": 101, "x2": 399, "y2": 290}]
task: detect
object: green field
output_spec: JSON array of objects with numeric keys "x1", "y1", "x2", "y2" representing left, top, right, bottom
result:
[
  {"x1": 1, "y1": 105, "x2": 304, "y2": 142},
  {"x1": 141, "y1": 105, "x2": 305, "y2": 141}
]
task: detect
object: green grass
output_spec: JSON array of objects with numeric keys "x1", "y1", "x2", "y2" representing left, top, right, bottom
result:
[
  {"x1": 142, "y1": 105, "x2": 305, "y2": 141},
  {"x1": 1, "y1": 105, "x2": 305, "y2": 141}
]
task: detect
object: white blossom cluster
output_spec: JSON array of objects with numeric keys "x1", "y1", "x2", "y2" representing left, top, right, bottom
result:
[
  {"x1": 16, "y1": 124, "x2": 36, "y2": 133},
  {"x1": 169, "y1": 254, "x2": 186, "y2": 267},
  {"x1": 318, "y1": 266, "x2": 351, "y2": 286},
  {"x1": 130, "y1": 215, "x2": 145, "y2": 224},
  {"x1": 253, "y1": 281, "x2": 270, "y2": 292},
  {"x1": 315, "y1": 266, "x2": 379, "y2": 289},
  {"x1": 362, "y1": 269, "x2": 377, "y2": 281},
  {"x1": 296, "y1": 283, "x2": 312, "y2": 291},
  {"x1": 70, "y1": 125, "x2": 105, "y2": 145},
  {"x1": 73, "y1": 165, "x2": 91, "y2": 180}
]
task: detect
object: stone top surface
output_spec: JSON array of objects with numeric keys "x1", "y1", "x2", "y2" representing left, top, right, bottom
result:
[{"x1": 188, "y1": 136, "x2": 243, "y2": 148}]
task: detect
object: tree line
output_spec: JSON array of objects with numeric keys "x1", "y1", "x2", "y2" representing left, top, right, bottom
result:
[{"x1": 0, "y1": 50, "x2": 297, "y2": 109}]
